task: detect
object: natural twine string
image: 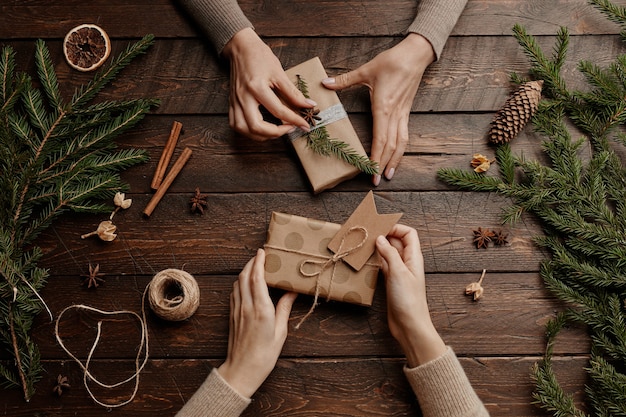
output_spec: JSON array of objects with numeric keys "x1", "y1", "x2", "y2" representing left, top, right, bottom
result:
[
  {"x1": 148, "y1": 268, "x2": 200, "y2": 321},
  {"x1": 54, "y1": 268, "x2": 199, "y2": 408}
]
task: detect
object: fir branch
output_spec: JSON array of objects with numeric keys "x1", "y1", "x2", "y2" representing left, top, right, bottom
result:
[
  {"x1": 34, "y1": 40, "x2": 62, "y2": 112},
  {"x1": 71, "y1": 34, "x2": 155, "y2": 108},
  {"x1": 439, "y1": 3, "x2": 626, "y2": 415},
  {"x1": 512, "y1": 24, "x2": 570, "y2": 99},
  {"x1": 307, "y1": 128, "x2": 379, "y2": 175},
  {"x1": 0, "y1": 35, "x2": 158, "y2": 402},
  {"x1": 294, "y1": 75, "x2": 379, "y2": 175}
]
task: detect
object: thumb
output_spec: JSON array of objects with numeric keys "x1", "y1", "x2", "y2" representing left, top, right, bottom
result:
[
  {"x1": 375, "y1": 235, "x2": 404, "y2": 271},
  {"x1": 275, "y1": 291, "x2": 298, "y2": 324},
  {"x1": 322, "y1": 67, "x2": 365, "y2": 91}
]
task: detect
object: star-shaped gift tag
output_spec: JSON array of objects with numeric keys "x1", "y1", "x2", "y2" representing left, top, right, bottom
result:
[{"x1": 327, "y1": 191, "x2": 402, "y2": 271}]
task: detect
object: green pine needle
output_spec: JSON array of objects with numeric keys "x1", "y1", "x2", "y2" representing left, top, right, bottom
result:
[
  {"x1": 0, "y1": 35, "x2": 158, "y2": 401},
  {"x1": 294, "y1": 75, "x2": 379, "y2": 175},
  {"x1": 439, "y1": 1, "x2": 626, "y2": 415}
]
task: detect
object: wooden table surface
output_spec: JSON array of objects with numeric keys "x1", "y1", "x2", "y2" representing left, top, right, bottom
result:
[{"x1": 1, "y1": 0, "x2": 620, "y2": 415}]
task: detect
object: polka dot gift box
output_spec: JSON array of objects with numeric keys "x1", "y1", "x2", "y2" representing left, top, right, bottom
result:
[{"x1": 263, "y1": 192, "x2": 402, "y2": 313}]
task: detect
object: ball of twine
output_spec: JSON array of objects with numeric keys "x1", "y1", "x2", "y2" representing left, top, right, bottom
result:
[{"x1": 147, "y1": 269, "x2": 200, "y2": 321}]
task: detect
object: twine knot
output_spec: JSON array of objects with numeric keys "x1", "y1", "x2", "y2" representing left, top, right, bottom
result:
[{"x1": 295, "y1": 226, "x2": 368, "y2": 328}]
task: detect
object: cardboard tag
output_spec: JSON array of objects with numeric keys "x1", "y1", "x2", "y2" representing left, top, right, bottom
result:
[{"x1": 327, "y1": 191, "x2": 402, "y2": 271}]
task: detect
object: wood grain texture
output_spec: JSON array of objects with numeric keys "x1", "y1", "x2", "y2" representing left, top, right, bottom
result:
[
  {"x1": 36, "y1": 192, "x2": 546, "y2": 276},
  {"x1": 0, "y1": 0, "x2": 608, "y2": 415},
  {"x1": 0, "y1": 0, "x2": 624, "y2": 38},
  {"x1": 0, "y1": 356, "x2": 588, "y2": 416},
  {"x1": 19, "y1": 271, "x2": 587, "y2": 361},
  {"x1": 3, "y1": 34, "x2": 623, "y2": 114}
]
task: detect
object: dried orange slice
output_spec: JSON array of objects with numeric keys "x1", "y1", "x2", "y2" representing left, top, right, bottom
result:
[{"x1": 63, "y1": 24, "x2": 111, "y2": 72}]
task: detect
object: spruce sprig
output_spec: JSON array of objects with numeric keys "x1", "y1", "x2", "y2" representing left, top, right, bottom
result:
[
  {"x1": 294, "y1": 75, "x2": 378, "y2": 175},
  {"x1": 0, "y1": 35, "x2": 158, "y2": 401},
  {"x1": 437, "y1": 1, "x2": 626, "y2": 415}
]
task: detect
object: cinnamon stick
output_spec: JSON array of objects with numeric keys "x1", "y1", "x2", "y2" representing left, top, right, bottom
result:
[
  {"x1": 151, "y1": 120, "x2": 183, "y2": 190},
  {"x1": 143, "y1": 147, "x2": 193, "y2": 217}
]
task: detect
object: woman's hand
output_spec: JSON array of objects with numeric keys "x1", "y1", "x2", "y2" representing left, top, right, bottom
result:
[
  {"x1": 222, "y1": 28, "x2": 315, "y2": 141},
  {"x1": 323, "y1": 33, "x2": 436, "y2": 185},
  {"x1": 217, "y1": 249, "x2": 298, "y2": 397},
  {"x1": 376, "y1": 224, "x2": 446, "y2": 367}
]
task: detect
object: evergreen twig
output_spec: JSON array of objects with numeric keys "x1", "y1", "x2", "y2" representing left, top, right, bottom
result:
[
  {"x1": 294, "y1": 75, "x2": 378, "y2": 175},
  {"x1": 0, "y1": 35, "x2": 158, "y2": 401},
  {"x1": 438, "y1": 1, "x2": 626, "y2": 415}
]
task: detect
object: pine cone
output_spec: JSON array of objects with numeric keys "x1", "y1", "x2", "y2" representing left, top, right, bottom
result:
[{"x1": 488, "y1": 80, "x2": 543, "y2": 145}]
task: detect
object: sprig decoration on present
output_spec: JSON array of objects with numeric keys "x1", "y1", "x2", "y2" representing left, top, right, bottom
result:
[
  {"x1": 295, "y1": 75, "x2": 378, "y2": 175},
  {"x1": 0, "y1": 35, "x2": 158, "y2": 401}
]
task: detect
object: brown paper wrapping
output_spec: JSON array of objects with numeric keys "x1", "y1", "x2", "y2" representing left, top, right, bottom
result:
[
  {"x1": 285, "y1": 57, "x2": 368, "y2": 194},
  {"x1": 263, "y1": 211, "x2": 380, "y2": 306}
]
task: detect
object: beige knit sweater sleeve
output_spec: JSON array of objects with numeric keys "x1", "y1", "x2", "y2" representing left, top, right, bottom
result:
[
  {"x1": 175, "y1": 347, "x2": 488, "y2": 417},
  {"x1": 404, "y1": 347, "x2": 490, "y2": 417},
  {"x1": 406, "y1": 0, "x2": 468, "y2": 60},
  {"x1": 178, "y1": 0, "x2": 466, "y2": 58},
  {"x1": 175, "y1": 368, "x2": 250, "y2": 417}
]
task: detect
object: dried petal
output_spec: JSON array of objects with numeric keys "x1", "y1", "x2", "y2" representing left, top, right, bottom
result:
[
  {"x1": 470, "y1": 153, "x2": 494, "y2": 173},
  {"x1": 81, "y1": 220, "x2": 117, "y2": 241},
  {"x1": 113, "y1": 192, "x2": 132, "y2": 209},
  {"x1": 465, "y1": 269, "x2": 486, "y2": 301}
]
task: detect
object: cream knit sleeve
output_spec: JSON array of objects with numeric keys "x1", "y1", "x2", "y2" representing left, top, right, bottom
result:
[
  {"x1": 406, "y1": 0, "x2": 468, "y2": 60},
  {"x1": 404, "y1": 347, "x2": 490, "y2": 417},
  {"x1": 177, "y1": 0, "x2": 254, "y2": 53},
  {"x1": 175, "y1": 368, "x2": 251, "y2": 417}
]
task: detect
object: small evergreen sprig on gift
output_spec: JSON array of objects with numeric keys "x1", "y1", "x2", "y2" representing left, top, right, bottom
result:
[
  {"x1": 295, "y1": 75, "x2": 378, "y2": 175},
  {"x1": 0, "y1": 35, "x2": 158, "y2": 401},
  {"x1": 438, "y1": 0, "x2": 626, "y2": 415}
]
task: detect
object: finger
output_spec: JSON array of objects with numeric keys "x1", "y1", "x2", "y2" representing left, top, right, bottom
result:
[
  {"x1": 249, "y1": 249, "x2": 272, "y2": 308},
  {"x1": 375, "y1": 235, "x2": 405, "y2": 269},
  {"x1": 274, "y1": 75, "x2": 316, "y2": 110},
  {"x1": 275, "y1": 292, "x2": 298, "y2": 332},
  {"x1": 384, "y1": 115, "x2": 409, "y2": 180},
  {"x1": 370, "y1": 112, "x2": 388, "y2": 187},
  {"x1": 236, "y1": 96, "x2": 300, "y2": 141},
  {"x1": 238, "y1": 255, "x2": 256, "y2": 307},
  {"x1": 378, "y1": 118, "x2": 398, "y2": 178},
  {"x1": 252, "y1": 87, "x2": 310, "y2": 132},
  {"x1": 321, "y1": 67, "x2": 368, "y2": 91},
  {"x1": 227, "y1": 286, "x2": 236, "y2": 356}
]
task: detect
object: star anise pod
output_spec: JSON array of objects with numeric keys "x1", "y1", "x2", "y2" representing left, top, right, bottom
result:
[
  {"x1": 81, "y1": 263, "x2": 105, "y2": 288},
  {"x1": 190, "y1": 187, "x2": 208, "y2": 214},
  {"x1": 473, "y1": 227, "x2": 495, "y2": 249},
  {"x1": 492, "y1": 229, "x2": 509, "y2": 246},
  {"x1": 53, "y1": 374, "x2": 70, "y2": 396},
  {"x1": 300, "y1": 106, "x2": 321, "y2": 127}
]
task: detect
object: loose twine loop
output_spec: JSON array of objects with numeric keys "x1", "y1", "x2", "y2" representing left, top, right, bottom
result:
[{"x1": 54, "y1": 268, "x2": 199, "y2": 408}]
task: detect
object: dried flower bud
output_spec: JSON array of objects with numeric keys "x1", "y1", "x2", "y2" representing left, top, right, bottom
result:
[
  {"x1": 470, "y1": 153, "x2": 494, "y2": 173},
  {"x1": 113, "y1": 192, "x2": 132, "y2": 209},
  {"x1": 81, "y1": 220, "x2": 117, "y2": 241},
  {"x1": 465, "y1": 269, "x2": 486, "y2": 301},
  {"x1": 110, "y1": 192, "x2": 132, "y2": 219}
]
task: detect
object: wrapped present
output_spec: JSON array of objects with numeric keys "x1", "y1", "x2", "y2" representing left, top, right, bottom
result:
[
  {"x1": 264, "y1": 211, "x2": 381, "y2": 307},
  {"x1": 285, "y1": 57, "x2": 369, "y2": 194},
  {"x1": 263, "y1": 192, "x2": 403, "y2": 326}
]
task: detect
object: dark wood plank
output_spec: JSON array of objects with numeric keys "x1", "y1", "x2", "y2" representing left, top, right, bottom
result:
[
  {"x1": 0, "y1": 356, "x2": 588, "y2": 416},
  {"x1": 3, "y1": 34, "x2": 622, "y2": 114},
  {"x1": 0, "y1": 0, "x2": 623, "y2": 39},
  {"x1": 36, "y1": 192, "x2": 547, "y2": 276},
  {"x1": 25, "y1": 271, "x2": 587, "y2": 360}
]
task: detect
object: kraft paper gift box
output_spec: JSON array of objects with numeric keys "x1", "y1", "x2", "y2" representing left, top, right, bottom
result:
[
  {"x1": 263, "y1": 192, "x2": 403, "y2": 308},
  {"x1": 285, "y1": 57, "x2": 369, "y2": 194},
  {"x1": 263, "y1": 211, "x2": 381, "y2": 306}
]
